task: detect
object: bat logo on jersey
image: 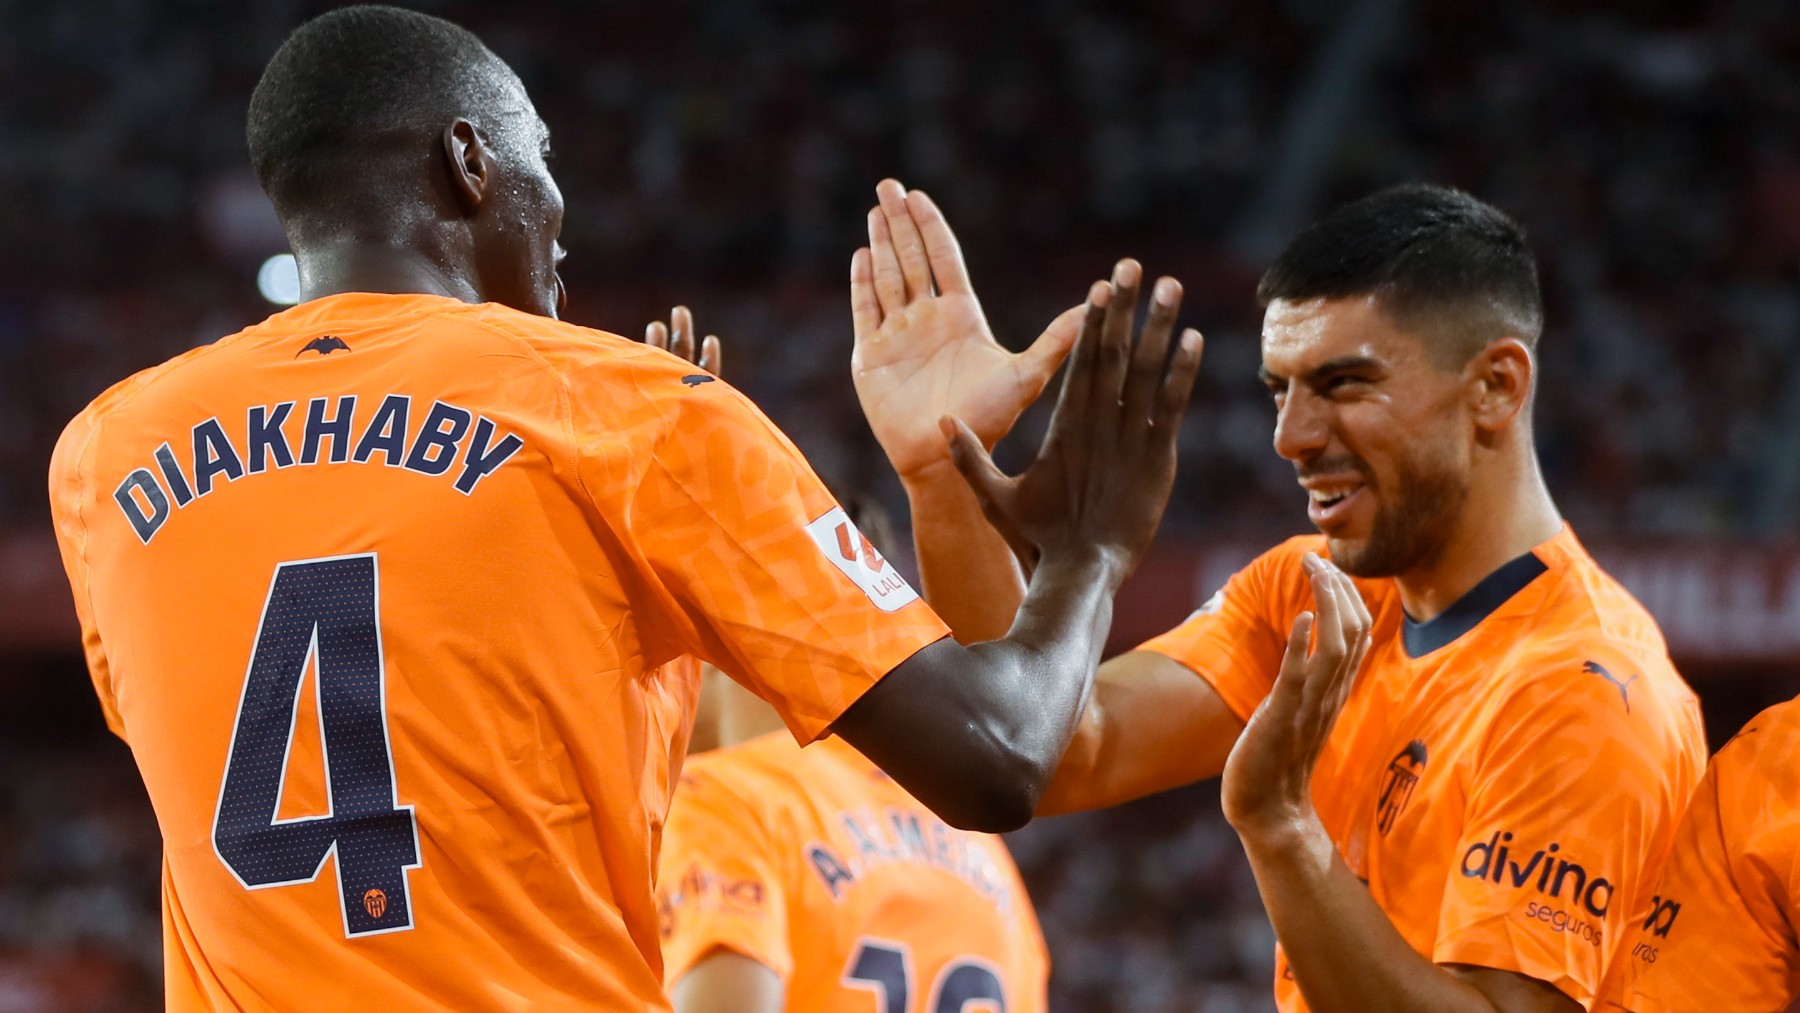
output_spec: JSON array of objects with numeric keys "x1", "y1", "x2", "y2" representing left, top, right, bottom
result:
[
  {"x1": 804, "y1": 507, "x2": 920, "y2": 612},
  {"x1": 1375, "y1": 740, "x2": 1428, "y2": 835},
  {"x1": 1582, "y1": 659, "x2": 1638, "y2": 714},
  {"x1": 297, "y1": 335, "x2": 352, "y2": 357},
  {"x1": 363, "y1": 889, "x2": 388, "y2": 919},
  {"x1": 680, "y1": 374, "x2": 715, "y2": 387}
]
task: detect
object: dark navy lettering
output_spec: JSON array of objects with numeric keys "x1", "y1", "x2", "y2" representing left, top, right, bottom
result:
[
  {"x1": 191, "y1": 417, "x2": 245, "y2": 497},
  {"x1": 452, "y1": 417, "x2": 525, "y2": 495},
  {"x1": 113, "y1": 469, "x2": 171, "y2": 544},
  {"x1": 247, "y1": 402, "x2": 295, "y2": 474},
  {"x1": 403, "y1": 402, "x2": 471, "y2": 476},
  {"x1": 301, "y1": 395, "x2": 357, "y2": 465},
  {"x1": 353, "y1": 394, "x2": 411, "y2": 466},
  {"x1": 154, "y1": 442, "x2": 194, "y2": 507}
]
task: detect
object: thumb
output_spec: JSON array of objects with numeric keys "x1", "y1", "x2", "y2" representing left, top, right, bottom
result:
[
  {"x1": 945, "y1": 416, "x2": 1011, "y2": 507},
  {"x1": 945, "y1": 416, "x2": 1037, "y2": 568},
  {"x1": 1018, "y1": 304, "x2": 1085, "y2": 387}
]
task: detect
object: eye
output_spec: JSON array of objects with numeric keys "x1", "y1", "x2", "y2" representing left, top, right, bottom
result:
[{"x1": 1323, "y1": 374, "x2": 1368, "y2": 395}]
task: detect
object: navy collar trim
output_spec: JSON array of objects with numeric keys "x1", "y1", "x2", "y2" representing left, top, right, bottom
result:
[{"x1": 1401, "y1": 552, "x2": 1549, "y2": 658}]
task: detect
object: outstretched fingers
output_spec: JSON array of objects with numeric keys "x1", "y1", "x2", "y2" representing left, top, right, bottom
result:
[
  {"x1": 851, "y1": 247, "x2": 884, "y2": 343},
  {"x1": 905, "y1": 190, "x2": 974, "y2": 296},
  {"x1": 1153, "y1": 329, "x2": 1205, "y2": 435},
  {"x1": 1040, "y1": 282, "x2": 1112, "y2": 455},
  {"x1": 1120, "y1": 276, "x2": 1183, "y2": 436},
  {"x1": 1089, "y1": 259, "x2": 1142, "y2": 439},
  {"x1": 867, "y1": 209, "x2": 909, "y2": 318},
  {"x1": 876, "y1": 178, "x2": 934, "y2": 303}
]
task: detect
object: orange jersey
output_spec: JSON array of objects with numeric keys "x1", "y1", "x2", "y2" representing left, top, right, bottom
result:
[
  {"x1": 657, "y1": 732, "x2": 1048, "y2": 1012},
  {"x1": 1605, "y1": 698, "x2": 1800, "y2": 1012},
  {"x1": 1139, "y1": 528, "x2": 1705, "y2": 1011},
  {"x1": 46, "y1": 293, "x2": 950, "y2": 1011}
]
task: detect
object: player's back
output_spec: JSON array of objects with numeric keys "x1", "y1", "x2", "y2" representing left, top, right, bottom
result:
[
  {"x1": 659, "y1": 732, "x2": 1048, "y2": 1013},
  {"x1": 49, "y1": 293, "x2": 732, "y2": 1010}
]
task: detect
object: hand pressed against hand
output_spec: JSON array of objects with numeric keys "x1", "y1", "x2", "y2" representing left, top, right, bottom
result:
[
  {"x1": 851, "y1": 178, "x2": 1085, "y2": 479},
  {"x1": 1222, "y1": 554, "x2": 1373, "y2": 837},
  {"x1": 644, "y1": 304, "x2": 723, "y2": 377},
  {"x1": 942, "y1": 259, "x2": 1203, "y2": 583}
]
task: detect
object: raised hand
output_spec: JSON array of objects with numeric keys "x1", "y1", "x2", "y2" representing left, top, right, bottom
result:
[
  {"x1": 644, "y1": 305, "x2": 723, "y2": 377},
  {"x1": 1221, "y1": 554, "x2": 1373, "y2": 836},
  {"x1": 943, "y1": 259, "x2": 1202, "y2": 582},
  {"x1": 851, "y1": 178, "x2": 1084, "y2": 479}
]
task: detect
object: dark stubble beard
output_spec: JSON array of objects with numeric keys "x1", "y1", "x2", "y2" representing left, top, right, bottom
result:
[{"x1": 1326, "y1": 447, "x2": 1471, "y2": 579}]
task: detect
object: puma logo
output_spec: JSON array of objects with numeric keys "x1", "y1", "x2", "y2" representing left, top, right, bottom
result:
[{"x1": 1582, "y1": 660, "x2": 1638, "y2": 714}]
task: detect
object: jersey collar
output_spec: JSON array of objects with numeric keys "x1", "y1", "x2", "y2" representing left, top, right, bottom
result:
[{"x1": 1400, "y1": 551, "x2": 1550, "y2": 658}]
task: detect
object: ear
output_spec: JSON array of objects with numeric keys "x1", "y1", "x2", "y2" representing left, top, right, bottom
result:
[
  {"x1": 440, "y1": 118, "x2": 493, "y2": 214},
  {"x1": 1465, "y1": 337, "x2": 1534, "y2": 433}
]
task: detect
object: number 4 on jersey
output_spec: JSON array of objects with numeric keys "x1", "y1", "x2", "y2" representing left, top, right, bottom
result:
[{"x1": 212, "y1": 554, "x2": 420, "y2": 937}]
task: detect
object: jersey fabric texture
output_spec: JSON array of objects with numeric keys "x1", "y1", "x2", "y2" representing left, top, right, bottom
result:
[
  {"x1": 1138, "y1": 528, "x2": 1705, "y2": 1012},
  {"x1": 46, "y1": 293, "x2": 950, "y2": 1011},
  {"x1": 1606, "y1": 697, "x2": 1800, "y2": 1012},
  {"x1": 658, "y1": 732, "x2": 1048, "y2": 1012}
]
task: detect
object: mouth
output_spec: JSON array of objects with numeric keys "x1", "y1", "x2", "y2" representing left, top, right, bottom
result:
[{"x1": 1304, "y1": 479, "x2": 1367, "y2": 530}]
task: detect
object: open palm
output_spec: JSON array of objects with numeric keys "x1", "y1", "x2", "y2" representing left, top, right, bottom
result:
[{"x1": 851, "y1": 180, "x2": 1081, "y2": 479}]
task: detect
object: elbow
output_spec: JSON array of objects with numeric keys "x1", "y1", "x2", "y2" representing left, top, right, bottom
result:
[{"x1": 931, "y1": 749, "x2": 1047, "y2": 834}]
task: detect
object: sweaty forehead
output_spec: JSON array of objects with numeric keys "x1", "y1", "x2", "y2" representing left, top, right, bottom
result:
[{"x1": 1260, "y1": 295, "x2": 1428, "y2": 376}]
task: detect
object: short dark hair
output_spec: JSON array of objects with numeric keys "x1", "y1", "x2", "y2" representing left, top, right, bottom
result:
[
  {"x1": 1257, "y1": 183, "x2": 1543, "y2": 366},
  {"x1": 247, "y1": 5, "x2": 511, "y2": 220}
]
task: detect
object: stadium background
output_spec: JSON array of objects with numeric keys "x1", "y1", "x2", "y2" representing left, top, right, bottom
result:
[{"x1": 4, "y1": 0, "x2": 1799, "y2": 1009}]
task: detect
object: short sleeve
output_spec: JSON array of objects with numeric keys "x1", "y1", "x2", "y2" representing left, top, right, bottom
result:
[
  {"x1": 1611, "y1": 725, "x2": 1800, "y2": 1012},
  {"x1": 572, "y1": 362, "x2": 951, "y2": 743},
  {"x1": 1432, "y1": 646, "x2": 1702, "y2": 1008},
  {"x1": 47, "y1": 410, "x2": 125, "y2": 739},
  {"x1": 1134, "y1": 540, "x2": 1314, "y2": 723},
  {"x1": 658, "y1": 766, "x2": 795, "y2": 986}
]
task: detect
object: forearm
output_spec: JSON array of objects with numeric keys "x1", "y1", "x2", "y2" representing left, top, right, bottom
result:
[
  {"x1": 1240, "y1": 815, "x2": 1500, "y2": 1013},
  {"x1": 903, "y1": 458, "x2": 1026, "y2": 644},
  {"x1": 832, "y1": 549, "x2": 1121, "y2": 832}
]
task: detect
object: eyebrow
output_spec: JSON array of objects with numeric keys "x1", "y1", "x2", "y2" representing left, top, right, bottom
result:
[{"x1": 1259, "y1": 354, "x2": 1383, "y2": 386}]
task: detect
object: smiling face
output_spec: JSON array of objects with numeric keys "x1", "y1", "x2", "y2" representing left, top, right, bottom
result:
[{"x1": 1260, "y1": 294, "x2": 1475, "y2": 578}]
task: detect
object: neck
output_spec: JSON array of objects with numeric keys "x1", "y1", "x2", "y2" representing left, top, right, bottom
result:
[
  {"x1": 1392, "y1": 448, "x2": 1562, "y2": 622},
  {"x1": 294, "y1": 232, "x2": 480, "y2": 306}
]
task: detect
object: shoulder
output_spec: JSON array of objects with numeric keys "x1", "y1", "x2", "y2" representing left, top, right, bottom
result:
[
  {"x1": 1480, "y1": 636, "x2": 1704, "y2": 780},
  {"x1": 48, "y1": 341, "x2": 226, "y2": 500},
  {"x1": 1714, "y1": 698, "x2": 1800, "y2": 781},
  {"x1": 453, "y1": 302, "x2": 701, "y2": 390}
]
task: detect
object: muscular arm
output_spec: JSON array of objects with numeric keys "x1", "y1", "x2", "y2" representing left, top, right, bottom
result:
[
  {"x1": 671, "y1": 952, "x2": 784, "y2": 1013},
  {"x1": 1037, "y1": 650, "x2": 1245, "y2": 815},
  {"x1": 833, "y1": 549, "x2": 1123, "y2": 832}
]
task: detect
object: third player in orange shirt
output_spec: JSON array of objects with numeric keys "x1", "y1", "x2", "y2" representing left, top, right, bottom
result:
[
  {"x1": 1603, "y1": 696, "x2": 1800, "y2": 1011},
  {"x1": 851, "y1": 179, "x2": 1707, "y2": 1012}
]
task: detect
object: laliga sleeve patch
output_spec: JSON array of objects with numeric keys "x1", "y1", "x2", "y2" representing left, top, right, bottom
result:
[{"x1": 804, "y1": 507, "x2": 920, "y2": 612}]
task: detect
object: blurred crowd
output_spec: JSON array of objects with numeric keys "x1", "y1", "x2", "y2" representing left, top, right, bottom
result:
[{"x1": 6, "y1": 0, "x2": 1800, "y2": 1008}]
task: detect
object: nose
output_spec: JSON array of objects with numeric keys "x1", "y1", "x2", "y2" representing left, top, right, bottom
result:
[{"x1": 1272, "y1": 386, "x2": 1329, "y2": 463}]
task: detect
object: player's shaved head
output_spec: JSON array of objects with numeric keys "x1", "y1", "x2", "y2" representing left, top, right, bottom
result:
[
  {"x1": 248, "y1": 5, "x2": 524, "y2": 228},
  {"x1": 1257, "y1": 184, "x2": 1543, "y2": 370},
  {"x1": 247, "y1": 5, "x2": 567, "y2": 318}
]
